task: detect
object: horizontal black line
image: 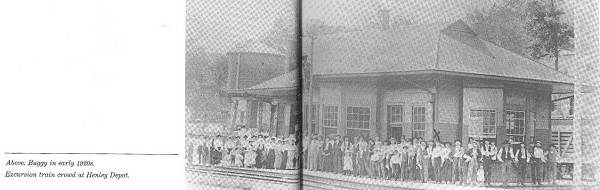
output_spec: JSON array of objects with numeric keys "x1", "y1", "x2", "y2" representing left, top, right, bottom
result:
[{"x1": 5, "y1": 152, "x2": 178, "y2": 156}]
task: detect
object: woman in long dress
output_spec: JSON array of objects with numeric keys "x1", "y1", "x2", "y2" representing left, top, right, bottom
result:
[
  {"x1": 432, "y1": 141, "x2": 443, "y2": 183},
  {"x1": 273, "y1": 139, "x2": 283, "y2": 169},
  {"x1": 357, "y1": 136, "x2": 368, "y2": 177},
  {"x1": 286, "y1": 139, "x2": 297, "y2": 169},
  {"x1": 352, "y1": 136, "x2": 359, "y2": 176},
  {"x1": 465, "y1": 141, "x2": 481, "y2": 185},
  {"x1": 303, "y1": 135, "x2": 310, "y2": 170},
  {"x1": 332, "y1": 136, "x2": 343, "y2": 174},
  {"x1": 317, "y1": 136, "x2": 324, "y2": 171},
  {"x1": 281, "y1": 137, "x2": 290, "y2": 169},
  {"x1": 308, "y1": 135, "x2": 319, "y2": 171},
  {"x1": 201, "y1": 136, "x2": 211, "y2": 165},
  {"x1": 233, "y1": 148, "x2": 244, "y2": 167},
  {"x1": 265, "y1": 138, "x2": 276, "y2": 169},
  {"x1": 371, "y1": 138, "x2": 383, "y2": 178},
  {"x1": 323, "y1": 136, "x2": 334, "y2": 172},
  {"x1": 421, "y1": 141, "x2": 432, "y2": 183},
  {"x1": 306, "y1": 136, "x2": 314, "y2": 170},
  {"x1": 366, "y1": 139, "x2": 375, "y2": 178},
  {"x1": 441, "y1": 142, "x2": 453, "y2": 183},
  {"x1": 255, "y1": 136, "x2": 264, "y2": 168},
  {"x1": 342, "y1": 136, "x2": 353, "y2": 175},
  {"x1": 245, "y1": 145, "x2": 257, "y2": 168}
]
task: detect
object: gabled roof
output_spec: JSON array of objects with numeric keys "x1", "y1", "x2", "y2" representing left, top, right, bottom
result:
[
  {"x1": 229, "y1": 41, "x2": 285, "y2": 56},
  {"x1": 311, "y1": 20, "x2": 574, "y2": 85},
  {"x1": 247, "y1": 70, "x2": 298, "y2": 90}
]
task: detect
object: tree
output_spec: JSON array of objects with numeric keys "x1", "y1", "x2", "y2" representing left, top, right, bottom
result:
[
  {"x1": 525, "y1": 0, "x2": 574, "y2": 70},
  {"x1": 185, "y1": 40, "x2": 230, "y2": 123},
  {"x1": 467, "y1": 0, "x2": 532, "y2": 56},
  {"x1": 261, "y1": 15, "x2": 298, "y2": 53}
]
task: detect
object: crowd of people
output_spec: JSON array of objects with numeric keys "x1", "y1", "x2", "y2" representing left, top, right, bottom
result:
[
  {"x1": 188, "y1": 131, "x2": 563, "y2": 187},
  {"x1": 302, "y1": 135, "x2": 561, "y2": 187},
  {"x1": 189, "y1": 133, "x2": 299, "y2": 170}
]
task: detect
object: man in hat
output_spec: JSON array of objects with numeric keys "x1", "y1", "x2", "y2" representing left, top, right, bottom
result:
[
  {"x1": 464, "y1": 140, "x2": 481, "y2": 185},
  {"x1": 452, "y1": 140, "x2": 465, "y2": 185},
  {"x1": 497, "y1": 139, "x2": 515, "y2": 186},
  {"x1": 303, "y1": 134, "x2": 310, "y2": 170},
  {"x1": 480, "y1": 140, "x2": 494, "y2": 186},
  {"x1": 515, "y1": 142, "x2": 531, "y2": 186},
  {"x1": 531, "y1": 141, "x2": 545, "y2": 185},
  {"x1": 356, "y1": 135, "x2": 368, "y2": 176},
  {"x1": 546, "y1": 144, "x2": 559, "y2": 185},
  {"x1": 333, "y1": 135, "x2": 343, "y2": 174},
  {"x1": 254, "y1": 134, "x2": 264, "y2": 168},
  {"x1": 212, "y1": 135, "x2": 223, "y2": 165},
  {"x1": 352, "y1": 136, "x2": 360, "y2": 176}
]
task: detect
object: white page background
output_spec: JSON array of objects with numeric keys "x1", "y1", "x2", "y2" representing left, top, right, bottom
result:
[{"x1": 0, "y1": 0, "x2": 185, "y2": 189}]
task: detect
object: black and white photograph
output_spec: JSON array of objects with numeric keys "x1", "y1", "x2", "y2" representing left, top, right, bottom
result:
[{"x1": 185, "y1": 0, "x2": 600, "y2": 189}]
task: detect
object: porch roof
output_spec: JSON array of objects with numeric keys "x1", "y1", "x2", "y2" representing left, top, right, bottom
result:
[
  {"x1": 311, "y1": 20, "x2": 575, "y2": 92},
  {"x1": 225, "y1": 70, "x2": 298, "y2": 97}
]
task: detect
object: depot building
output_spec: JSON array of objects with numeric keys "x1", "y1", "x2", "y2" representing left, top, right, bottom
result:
[{"x1": 302, "y1": 20, "x2": 574, "y2": 145}]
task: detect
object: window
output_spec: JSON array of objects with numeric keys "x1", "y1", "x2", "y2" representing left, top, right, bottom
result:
[
  {"x1": 389, "y1": 105, "x2": 403, "y2": 124},
  {"x1": 387, "y1": 105, "x2": 403, "y2": 140},
  {"x1": 322, "y1": 105, "x2": 338, "y2": 136},
  {"x1": 238, "y1": 111, "x2": 246, "y2": 125},
  {"x1": 412, "y1": 106, "x2": 426, "y2": 138},
  {"x1": 470, "y1": 109, "x2": 497, "y2": 138},
  {"x1": 347, "y1": 107, "x2": 370, "y2": 129},
  {"x1": 506, "y1": 111, "x2": 525, "y2": 142},
  {"x1": 347, "y1": 106, "x2": 370, "y2": 138}
]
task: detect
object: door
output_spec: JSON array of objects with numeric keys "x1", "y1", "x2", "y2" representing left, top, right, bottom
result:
[
  {"x1": 387, "y1": 105, "x2": 403, "y2": 140},
  {"x1": 412, "y1": 106, "x2": 427, "y2": 139}
]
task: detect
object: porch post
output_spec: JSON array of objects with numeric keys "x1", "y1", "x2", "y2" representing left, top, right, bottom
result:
[
  {"x1": 256, "y1": 101, "x2": 263, "y2": 132},
  {"x1": 229, "y1": 98, "x2": 239, "y2": 132},
  {"x1": 283, "y1": 103, "x2": 292, "y2": 136},
  {"x1": 270, "y1": 100, "x2": 279, "y2": 137},
  {"x1": 247, "y1": 98, "x2": 257, "y2": 129},
  {"x1": 375, "y1": 80, "x2": 384, "y2": 139}
]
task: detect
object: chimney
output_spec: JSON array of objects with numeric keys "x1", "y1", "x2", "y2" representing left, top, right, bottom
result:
[{"x1": 378, "y1": 9, "x2": 390, "y2": 30}]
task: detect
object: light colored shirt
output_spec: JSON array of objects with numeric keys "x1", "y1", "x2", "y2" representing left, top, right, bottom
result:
[
  {"x1": 533, "y1": 147, "x2": 544, "y2": 158},
  {"x1": 432, "y1": 146, "x2": 443, "y2": 158},
  {"x1": 224, "y1": 140, "x2": 235, "y2": 149},
  {"x1": 453, "y1": 146, "x2": 464, "y2": 158},
  {"x1": 213, "y1": 139, "x2": 223, "y2": 149},
  {"x1": 390, "y1": 154, "x2": 401, "y2": 164},
  {"x1": 490, "y1": 145, "x2": 497, "y2": 156},
  {"x1": 358, "y1": 141, "x2": 368, "y2": 153}
]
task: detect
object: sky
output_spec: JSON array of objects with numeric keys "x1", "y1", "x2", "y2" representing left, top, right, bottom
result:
[
  {"x1": 188, "y1": 0, "x2": 501, "y2": 54},
  {"x1": 302, "y1": 0, "x2": 496, "y2": 27},
  {"x1": 188, "y1": 0, "x2": 576, "y2": 54},
  {"x1": 187, "y1": 0, "x2": 296, "y2": 53}
]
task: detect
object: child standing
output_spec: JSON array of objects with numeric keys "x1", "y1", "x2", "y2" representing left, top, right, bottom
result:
[
  {"x1": 390, "y1": 149, "x2": 401, "y2": 180},
  {"x1": 234, "y1": 148, "x2": 244, "y2": 167},
  {"x1": 245, "y1": 144, "x2": 257, "y2": 168},
  {"x1": 400, "y1": 145, "x2": 410, "y2": 181}
]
